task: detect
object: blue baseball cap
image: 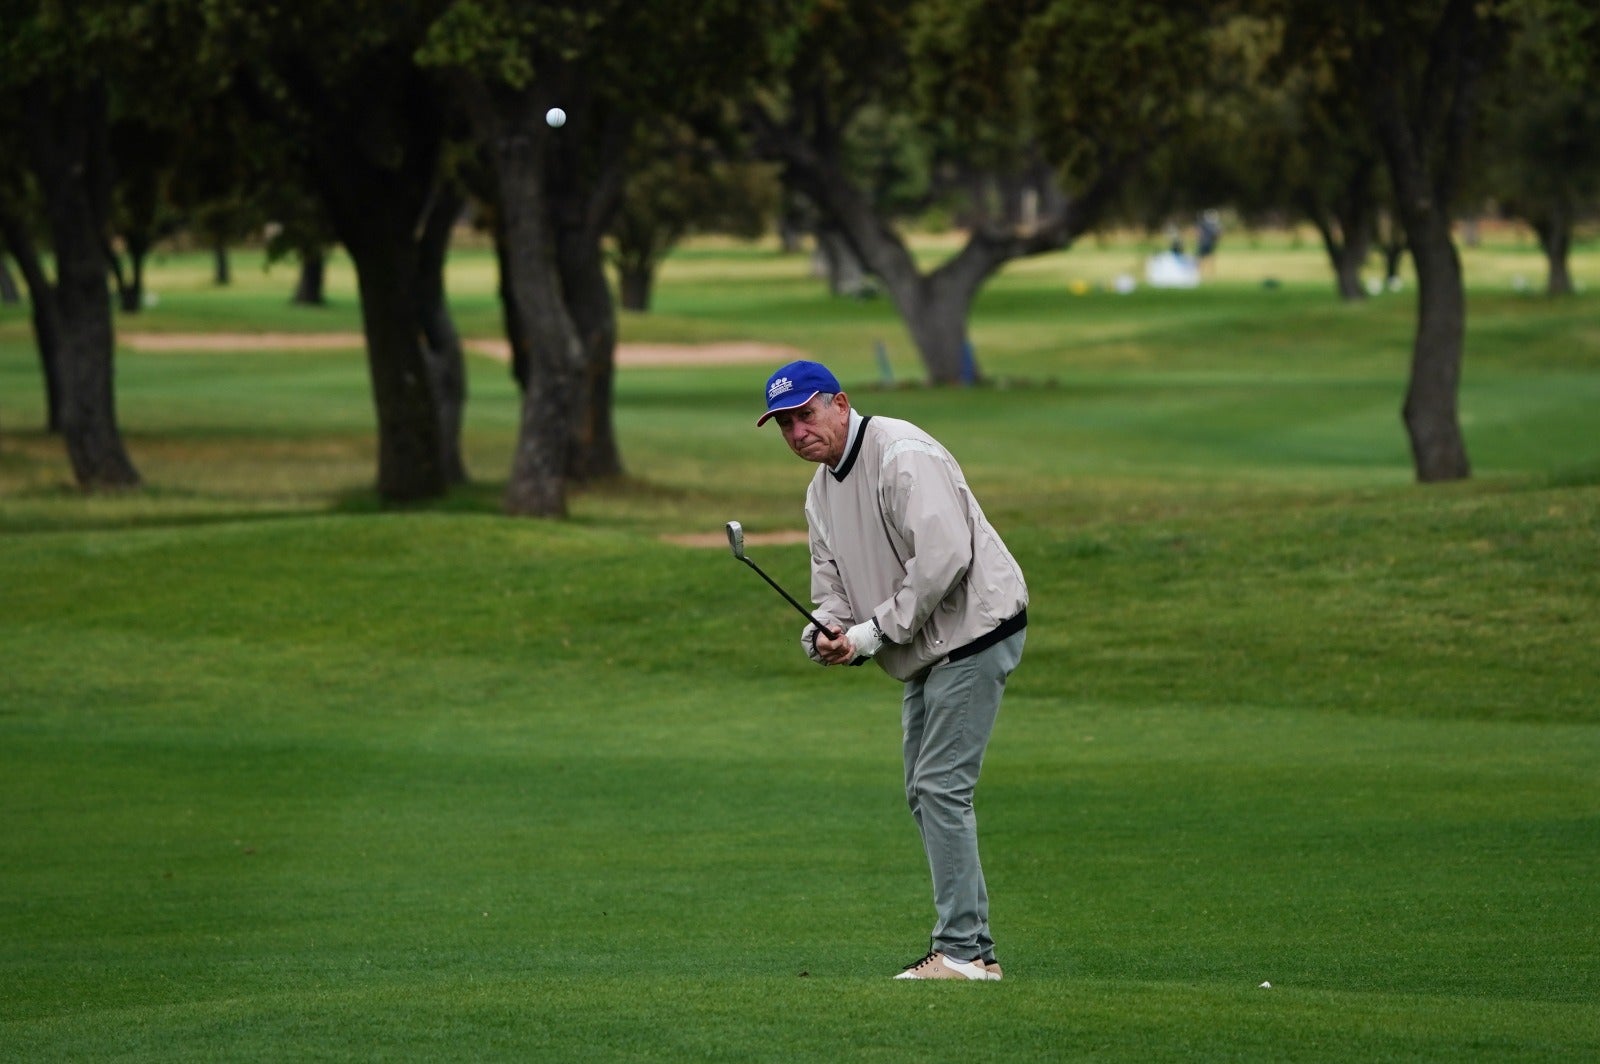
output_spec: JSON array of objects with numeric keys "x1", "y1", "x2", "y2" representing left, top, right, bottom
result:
[{"x1": 757, "y1": 360, "x2": 841, "y2": 426}]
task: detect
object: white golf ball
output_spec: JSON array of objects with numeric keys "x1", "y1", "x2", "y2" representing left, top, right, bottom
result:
[{"x1": 546, "y1": 107, "x2": 566, "y2": 128}]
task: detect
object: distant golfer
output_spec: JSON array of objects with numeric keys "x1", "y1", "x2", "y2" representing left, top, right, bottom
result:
[{"x1": 757, "y1": 360, "x2": 1028, "y2": 981}]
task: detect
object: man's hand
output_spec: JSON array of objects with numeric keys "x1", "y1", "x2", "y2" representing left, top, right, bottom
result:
[
  {"x1": 844, "y1": 619, "x2": 883, "y2": 658},
  {"x1": 813, "y1": 626, "x2": 856, "y2": 666}
]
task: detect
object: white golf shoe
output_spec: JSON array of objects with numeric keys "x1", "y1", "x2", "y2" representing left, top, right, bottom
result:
[{"x1": 893, "y1": 952, "x2": 992, "y2": 981}]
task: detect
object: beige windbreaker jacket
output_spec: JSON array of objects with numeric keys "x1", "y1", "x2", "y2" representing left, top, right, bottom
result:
[{"x1": 802, "y1": 414, "x2": 1028, "y2": 682}]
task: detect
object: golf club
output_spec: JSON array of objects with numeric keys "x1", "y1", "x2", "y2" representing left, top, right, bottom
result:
[{"x1": 725, "y1": 521, "x2": 840, "y2": 638}]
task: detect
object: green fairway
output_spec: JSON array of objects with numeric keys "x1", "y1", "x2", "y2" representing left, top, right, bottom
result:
[{"x1": 2, "y1": 235, "x2": 1598, "y2": 1060}]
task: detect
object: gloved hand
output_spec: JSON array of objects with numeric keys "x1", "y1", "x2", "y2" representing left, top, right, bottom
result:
[{"x1": 845, "y1": 618, "x2": 884, "y2": 659}]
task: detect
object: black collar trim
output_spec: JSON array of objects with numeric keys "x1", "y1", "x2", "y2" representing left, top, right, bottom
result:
[{"x1": 830, "y1": 416, "x2": 872, "y2": 482}]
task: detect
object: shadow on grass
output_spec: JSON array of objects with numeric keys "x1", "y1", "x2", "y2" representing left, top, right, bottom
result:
[
  {"x1": 1546, "y1": 461, "x2": 1600, "y2": 489},
  {"x1": 0, "y1": 470, "x2": 725, "y2": 536},
  {"x1": 328, "y1": 473, "x2": 714, "y2": 517},
  {"x1": 1, "y1": 478, "x2": 503, "y2": 535}
]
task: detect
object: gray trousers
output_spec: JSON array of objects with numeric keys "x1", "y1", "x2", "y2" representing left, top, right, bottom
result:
[{"x1": 900, "y1": 629, "x2": 1025, "y2": 962}]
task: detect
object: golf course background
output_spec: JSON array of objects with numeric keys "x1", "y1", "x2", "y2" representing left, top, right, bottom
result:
[{"x1": 2, "y1": 232, "x2": 1597, "y2": 1060}]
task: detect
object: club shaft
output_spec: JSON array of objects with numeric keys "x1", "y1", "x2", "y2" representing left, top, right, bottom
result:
[{"x1": 741, "y1": 557, "x2": 838, "y2": 637}]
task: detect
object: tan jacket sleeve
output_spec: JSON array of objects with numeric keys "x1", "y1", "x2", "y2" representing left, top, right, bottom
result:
[{"x1": 802, "y1": 486, "x2": 852, "y2": 663}]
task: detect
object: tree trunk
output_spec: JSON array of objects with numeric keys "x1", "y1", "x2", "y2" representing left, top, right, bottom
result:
[
  {"x1": 0, "y1": 255, "x2": 18, "y2": 303},
  {"x1": 1334, "y1": 243, "x2": 1368, "y2": 301},
  {"x1": 462, "y1": 81, "x2": 585, "y2": 517},
  {"x1": 1362, "y1": 0, "x2": 1483, "y2": 483},
  {"x1": 294, "y1": 62, "x2": 457, "y2": 503},
  {"x1": 416, "y1": 183, "x2": 468, "y2": 486},
  {"x1": 609, "y1": 219, "x2": 669, "y2": 313},
  {"x1": 816, "y1": 226, "x2": 868, "y2": 297},
  {"x1": 491, "y1": 229, "x2": 529, "y2": 391},
  {"x1": 1330, "y1": 222, "x2": 1373, "y2": 302},
  {"x1": 0, "y1": 208, "x2": 66, "y2": 431},
  {"x1": 777, "y1": 188, "x2": 809, "y2": 254},
  {"x1": 754, "y1": 108, "x2": 1129, "y2": 384},
  {"x1": 618, "y1": 265, "x2": 652, "y2": 312},
  {"x1": 342, "y1": 233, "x2": 450, "y2": 501},
  {"x1": 1402, "y1": 226, "x2": 1471, "y2": 481},
  {"x1": 1303, "y1": 158, "x2": 1376, "y2": 302},
  {"x1": 551, "y1": 121, "x2": 628, "y2": 483},
  {"x1": 1382, "y1": 238, "x2": 1406, "y2": 287},
  {"x1": 778, "y1": 219, "x2": 805, "y2": 254},
  {"x1": 557, "y1": 219, "x2": 624, "y2": 480},
  {"x1": 1532, "y1": 212, "x2": 1573, "y2": 297},
  {"x1": 497, "y1": 133, "x2": 582, "y2": 516},
  {"x1": 320, "y1": 212, "x2": 450, "y2": 501},
  {"x1": 1309, "y1": 211, "x2": 1368, "y2": 302},
  {"x1": 781, "y1": 152, "x2": 988, "y2": 382},
  {"x1": 213, "y1": 241, "x2": 231, "y2": 286},
  {"x1": 23, "y1": 80, "x2": 140, "y2": 489},
  {"x1": 293, "y1": 249, "x2": 326, "y2": 305},
  {"x1": 1373, "y1": 210, "x2": 1406, "y2": 287},
  {"x1": 118, "y1": 236, "x2": 148, "y2": 313}
]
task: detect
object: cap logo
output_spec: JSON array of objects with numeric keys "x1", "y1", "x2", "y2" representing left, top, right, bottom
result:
[{"x1": 768, "y1": 376, "x2": 794, "y2": 401}]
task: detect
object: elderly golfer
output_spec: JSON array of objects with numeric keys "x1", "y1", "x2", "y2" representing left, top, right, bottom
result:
[{"x1": 757, "y1": 359, "x2": 1028, "y2": 981}]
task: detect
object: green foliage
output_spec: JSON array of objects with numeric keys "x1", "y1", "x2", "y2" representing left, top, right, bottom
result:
[
  {"x1": 418, "y1": 1, "x2": 591, "y2": 87},
  {"x1": 907, "y1": 0, "x2": 1026, "y2": 120},
  {"x1": 754, "y1": 0, "x2": 920, "y2": 153},
  {"x1": 911, "y1": 0, "x2": 1218, "y2": 178},
  {"x1": 1125, "y1": 13, "x2": 1387, "y2": 230},
  {"x1": 419, "y1": 0, "x2": 769, "y2": 109},
  {"x1": 1495, "y1": 0, "x2": 1600, "y2": 84},
  {"x1": 0, "y1": 0, "x2": 146, "y2": 86},
  {"x1": 1479, "y1": 11, "x2": 1600, "y2": 210},
  {"x1": 840, "y1": 104, "x2": 935, "y2": 217},
  {"x1": 790, "y1": 0, "x2": 918, "y2": 102}
]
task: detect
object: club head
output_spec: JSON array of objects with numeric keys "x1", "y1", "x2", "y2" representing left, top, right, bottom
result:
[{"x1": 724, "y1": 521, "x2": 746, "y2": 560}]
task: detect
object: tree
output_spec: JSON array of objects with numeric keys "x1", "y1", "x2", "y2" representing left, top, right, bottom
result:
[
  {"x1": 819, "y1": 102, "x2": 936, "y2": 298},
  {"x1": 424, "y1": 2, "x2": 587, "y2": 515},
  {"x1": 544, "y1": 87, "x2": 632, "y2": 485},
  {"x1": 423, "y1": 0, "x2": 773, "y2": 512},
  {"x1": 1, "y1": 1, "x2": 145, "y2": 489},
  {"x1": 1480, "y1": 15, "x2": 1600, "y2": 295},
  {"x1": 167, "y1": 107, "x2": 282, "y2": 295},
  {"x1": 0, "y1": 98, "x2": 65, "y2": 431},
  {"x1": 206, "y1": 132, "x2": 340, "y2": 307},
  {"x1": 0, "y1": 182, "x2": 65, "y2": 431},
  {"x1": 1353, "y1": 1, "x2": 1506, "y2": 482},
  {"x1": 212, "y1": 1, "x2": 470, "y2": 500},
  {"x1": 609, "y1": 119, "x2": 779, "y2": 312},
  {"x1": 558, "y1": 8, "x2": 776, "y2": 484},
  {"x1": 1280, "y1": 0, "x2": 1511, "y2": 482},
  {"x1": 1186, "y1": 16, "x2": 1387, "y2": 301},
  {"x1": 0, "y1": 254, "x2": 19, "y2": 304},
  {"x1": 106, "y1": 115, "x2": 183, "y2": 313},
  {"x1": 749, "y1": 0, "x2": 1216, "y2": 383}
]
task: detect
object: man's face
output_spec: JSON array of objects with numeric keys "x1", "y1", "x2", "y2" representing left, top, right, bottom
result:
[{"x1": 774, "y1": 392, "x2": 851, "y2": 466}]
